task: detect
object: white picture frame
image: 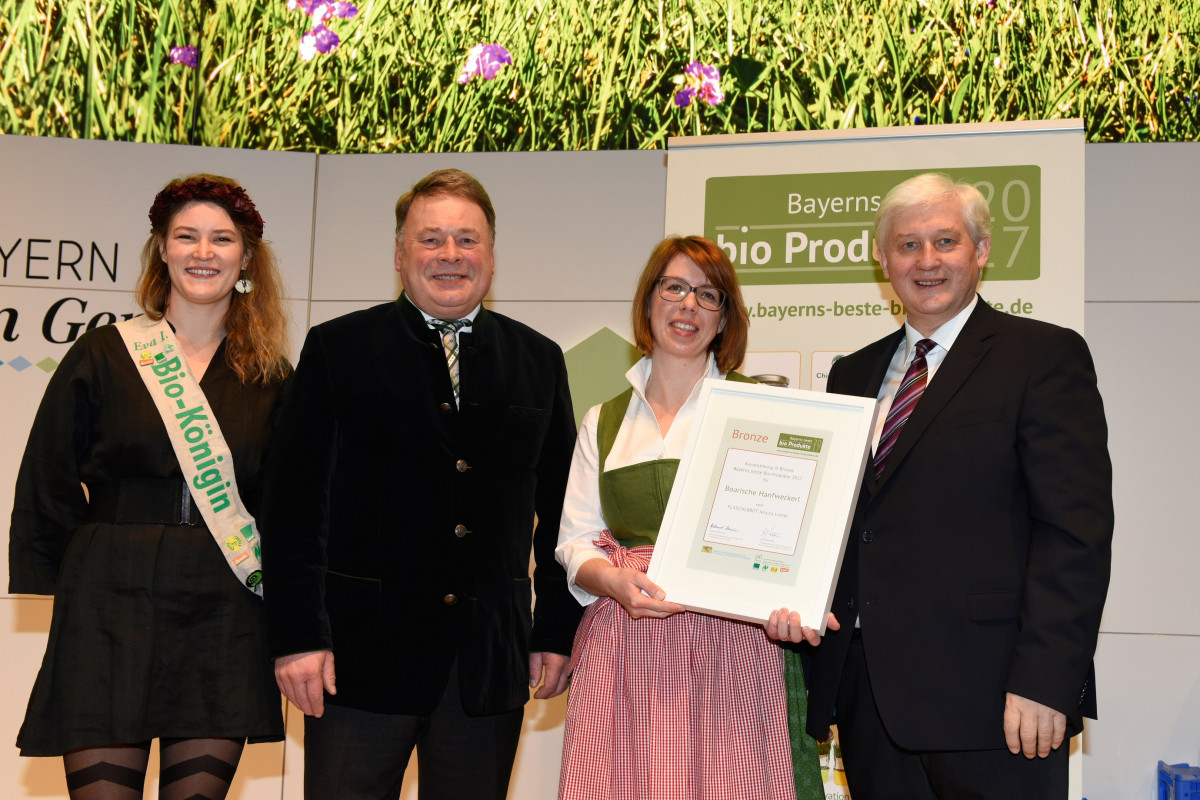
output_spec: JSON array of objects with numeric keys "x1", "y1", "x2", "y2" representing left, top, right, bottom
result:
[{"x1": 647, "y1": 379, "x2": 878, "y2": 632}]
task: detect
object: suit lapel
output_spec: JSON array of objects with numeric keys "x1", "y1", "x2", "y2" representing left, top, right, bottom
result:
[
  {"x1": 838, "y1": 328, "x2": 902, "y2": 400},
  {"x1": 834, "y1": 330, "x2": 900, "y2": 501},
  {"x1": 873, "y1": 302, "x2": 997, "y2": 488}
]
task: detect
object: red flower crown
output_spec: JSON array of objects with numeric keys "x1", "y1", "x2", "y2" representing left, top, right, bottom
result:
[{"x1": 148, "y1": 177, "x2": 265, "y2": 238}]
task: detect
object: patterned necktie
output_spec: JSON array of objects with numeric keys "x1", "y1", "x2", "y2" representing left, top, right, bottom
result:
[
  {"x1": 433, "y1": 319, "x2": 468, "y2": 404},
  {"x1": 873, "y1": 338, "x2": 935, "y2": 480}
]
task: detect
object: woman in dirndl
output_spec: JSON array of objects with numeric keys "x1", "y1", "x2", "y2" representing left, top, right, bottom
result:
[
  {"x1": 555, "y1": 235, "x2": 826, "y2": 800},
  {"x1": 9, "y1": 174, "x2": 290, "y2": 799}
]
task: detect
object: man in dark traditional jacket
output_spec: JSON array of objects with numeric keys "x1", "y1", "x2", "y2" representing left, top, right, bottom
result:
[{"x1": 262, "y1": 168, "x2": 580, "y2": 800}]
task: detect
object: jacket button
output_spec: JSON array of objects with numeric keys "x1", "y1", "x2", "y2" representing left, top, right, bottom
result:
[
  {"x1": 454, "y1": 524, "x2": 468, "y2": 538},
  {"x1": 439, "y1": 402, "x2": 453, "y2": 413},
  {"x1": 861, "y1": 530, "x2": 874, "y2": 543},
  {"x1": 456, "y1": 459, "x2": 469, "y2": 472},
  {"x1": 443, "y1": 594, "x2": 457, "y2": 605}
]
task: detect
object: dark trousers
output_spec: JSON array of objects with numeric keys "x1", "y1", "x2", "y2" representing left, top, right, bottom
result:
[
  {"x1": 303, "y1": 661, "x2": 524, "y2": 800},
  {"x1": 835, "y1": 636, "x2": 1068, "y2": 800}
]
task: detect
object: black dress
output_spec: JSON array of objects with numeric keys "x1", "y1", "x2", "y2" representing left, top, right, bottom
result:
[{"x1": 9, "y1": 323, "x2": 287, "y2": 756}]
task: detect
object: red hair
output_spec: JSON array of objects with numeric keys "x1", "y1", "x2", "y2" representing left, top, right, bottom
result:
[{"x1": 630, "y1": 236, "x2": 748, "y2": 373}]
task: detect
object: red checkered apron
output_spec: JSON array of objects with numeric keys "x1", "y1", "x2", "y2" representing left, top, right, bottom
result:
[{"x1": 558, "y1": 531, "x2": 795, "y2": 800}]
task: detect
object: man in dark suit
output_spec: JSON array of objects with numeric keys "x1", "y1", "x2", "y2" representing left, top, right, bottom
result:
[
  {"x1": 771, "y1": 173, "x2": 1112, "y2": 799},
  {"x1": 261, "y1": 169, "x2": 581, "y2": 799}
]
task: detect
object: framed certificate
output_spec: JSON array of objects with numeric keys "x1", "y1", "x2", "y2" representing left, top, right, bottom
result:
[{"x1": 647, "y1": 379, "x2": 878, "y2": 632}]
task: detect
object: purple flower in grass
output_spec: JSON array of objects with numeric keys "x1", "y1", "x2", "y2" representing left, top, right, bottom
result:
[
  {"x1": 327, "y1": 2, "x2": 358, "y2": 18},
  {"x1": 288, "y1": 0, "x2": 357, "y2": 19},
  {"x1": 674, "y1": 60, "x2": 724, "y2": 108},
  {"x1": 299, "y1": 24, "x2": 341, "y2": 62},
  {"x1": 458, "y1": 43, "x2": 513, "y2": 84},
  {"x1": 674, "y1": 86, "x2": 696, "y2": 108},
  {"x1": 169, "y1": 45, "x2": 199, "y2": 68},
  {"x1": 287, "y1": 0, "x2": 357, "y2": 60}
]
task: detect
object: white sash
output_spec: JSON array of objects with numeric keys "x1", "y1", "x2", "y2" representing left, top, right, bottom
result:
[{"x1": 115, "y1": 316, "x2": 264, "y2": 596}]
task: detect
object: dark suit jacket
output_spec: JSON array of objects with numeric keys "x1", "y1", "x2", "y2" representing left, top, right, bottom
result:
[
  {"x1": 807, "y1": 300, "x2": 1113, "y2": 751},
  {"x1": 261, "y1": 294, "x2": 581, "y2": 716}
]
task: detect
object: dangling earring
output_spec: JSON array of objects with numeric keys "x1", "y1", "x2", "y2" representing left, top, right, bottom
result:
[{"x1": 235, "y1": 270, "x2": 253, "y2": 294}]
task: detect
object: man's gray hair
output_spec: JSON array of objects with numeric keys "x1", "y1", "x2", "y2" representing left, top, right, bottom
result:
[{"x1": 874, "y1": 173, "x2": 992, "y2": 247}]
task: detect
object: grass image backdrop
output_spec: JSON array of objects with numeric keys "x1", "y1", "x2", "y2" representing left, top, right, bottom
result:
[{"x1": 2, "y1": 0, "x2": 1198, "y2": 151}]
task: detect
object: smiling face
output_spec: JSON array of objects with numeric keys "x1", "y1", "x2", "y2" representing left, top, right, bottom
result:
[
  {"x1": 394, "y1": 193, "x2": 495, "y2": 319},
  {"x1": 876, "y1": 194, "x2": 991, "y2": 336},
  {"x1": 158, "y1": 201, "x2": 248, "y2": 314},
  {"x1": 648, "y1": 253, "x2": 726, "y2": 366}
]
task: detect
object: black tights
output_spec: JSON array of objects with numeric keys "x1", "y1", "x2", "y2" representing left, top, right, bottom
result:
[{"x1": 63, "y1": 737, "x2": 245, "y2": 800}]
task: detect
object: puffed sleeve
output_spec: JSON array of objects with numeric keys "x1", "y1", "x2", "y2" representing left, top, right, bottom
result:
[
  {"x1": 555, "y1": 404, "x2": 609, "y2": 606},
  {"x1": 9, "y1": 336, "x2": 95, "y2": 595}
]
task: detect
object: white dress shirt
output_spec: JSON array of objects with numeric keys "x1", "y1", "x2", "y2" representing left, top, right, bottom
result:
[
  {"x1": 870, "y1": 296, "x2": 979, "y2": 456},
  {"x1": 555, "y1": 354, "x2": 722, "y2": 605}
]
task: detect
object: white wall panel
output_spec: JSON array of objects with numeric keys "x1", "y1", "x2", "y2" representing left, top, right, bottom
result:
[
  {"x1": 1084, "y1": 632, "x2": 1200, "y2": 799},
  {"x1": 1085, "y1": 143, "x2": 1200, "y2": 302},
  {"x1": 309, "y1": 151, "x2": 665, "y2": 303},
  {"x1": 1086, "y1": 301, "x2": 1200, "y2": 636}
]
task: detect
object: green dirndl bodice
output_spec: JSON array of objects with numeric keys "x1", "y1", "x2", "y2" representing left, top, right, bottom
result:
[
  {"x1": 594, "y1": 371, "x2": 757, "y2": 546},
  {"x1": 595, "y1": 387, "x2": 678, "y2": 547}
]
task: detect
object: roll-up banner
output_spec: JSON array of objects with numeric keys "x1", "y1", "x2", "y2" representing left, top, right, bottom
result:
[{"x1": 664, "y1": 120, "x2": 1085, "y2": 391}]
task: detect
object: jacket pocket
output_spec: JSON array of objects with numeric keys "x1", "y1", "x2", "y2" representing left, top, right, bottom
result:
[
  {"x1": 940, "y1": 402, "x2": 1005, "y2": 430},
  {"x1": 326, "y1": 570, "x2": 382, "y2": 641},
  {"x1": 501, "y1": 405, "x2": 551, "y2": 468},
  {"x1": 967, "y1": 590, "x2": 1020, "y2": 621}
]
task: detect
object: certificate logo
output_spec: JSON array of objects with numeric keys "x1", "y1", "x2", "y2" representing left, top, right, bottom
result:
[{"x1": 777, "y1": 433, "x2": 823, "y2": 453}]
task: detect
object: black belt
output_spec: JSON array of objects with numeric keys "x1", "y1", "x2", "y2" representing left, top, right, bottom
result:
[{"x1": 86, "y1": 479, "x2": 202, "y2": 526}]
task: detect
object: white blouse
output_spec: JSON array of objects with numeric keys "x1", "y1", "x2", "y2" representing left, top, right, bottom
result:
[{"x1": 555, "y1": 354, "x2": 723, "y2": 605}]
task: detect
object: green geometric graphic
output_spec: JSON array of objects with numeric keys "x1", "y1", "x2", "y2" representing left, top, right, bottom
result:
[{"x1": 564, "y1": 327, "x2": 642, "y2": 428}]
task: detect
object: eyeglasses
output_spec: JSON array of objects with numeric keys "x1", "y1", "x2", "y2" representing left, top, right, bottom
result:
[{"x1": 655, "y1": 276, "x2": 726, "y2": 311}]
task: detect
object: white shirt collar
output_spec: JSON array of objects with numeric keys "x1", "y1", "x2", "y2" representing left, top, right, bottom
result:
[
  {"x1": 626, "y1": 353, "x2": 722, "y2": 406},
  {"x1": 903, "y1": 294, "x2": 978, "y2": 358},
  {"x1": 405, "y1": 294, "x2": 482, "y2": 329}
]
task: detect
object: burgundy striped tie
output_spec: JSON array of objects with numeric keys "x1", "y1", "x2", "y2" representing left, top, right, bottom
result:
[{"x1": 873, "y1": 338, "x2": 935, "y2": 480}]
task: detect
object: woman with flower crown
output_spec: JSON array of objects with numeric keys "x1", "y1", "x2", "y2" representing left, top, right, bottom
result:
[{"x1": 9, "y1": 174, "x2": 291, "y2": 799}]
